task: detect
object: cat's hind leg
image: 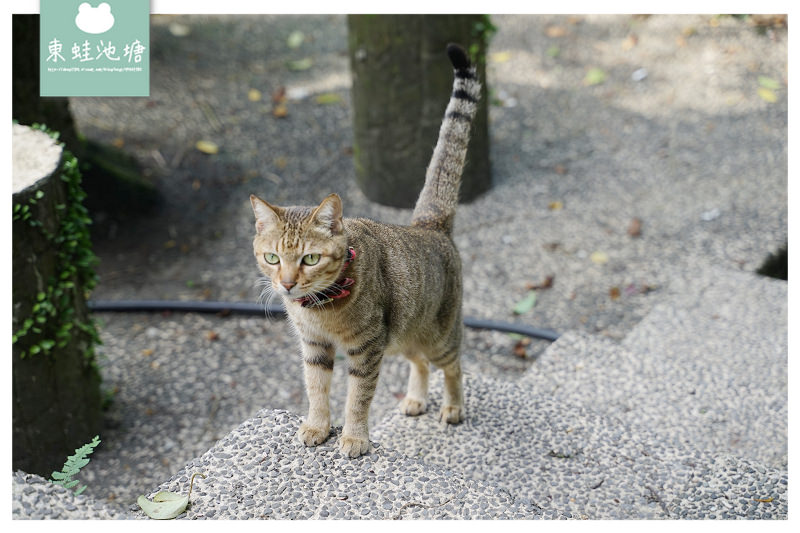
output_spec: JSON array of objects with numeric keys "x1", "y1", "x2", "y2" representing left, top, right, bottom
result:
[
  {"x1": 399, "y1": 352, "x2": 430, "y2": 416},
  {"x1": 439, "y1": 356, "x2": 465, "y2": 424},
  {"x1": 427, "y1": 340, "x2": 465, "y2": 424}
]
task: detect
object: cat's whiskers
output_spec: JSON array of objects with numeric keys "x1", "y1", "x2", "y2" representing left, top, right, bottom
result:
[{"x1": 255, "y1": 276, "x2": 281, "y2": 319}]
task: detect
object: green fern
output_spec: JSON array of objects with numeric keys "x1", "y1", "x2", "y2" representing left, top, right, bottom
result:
[{"x1": 50, "y1": 435, "x2": 101, "y2": 496}]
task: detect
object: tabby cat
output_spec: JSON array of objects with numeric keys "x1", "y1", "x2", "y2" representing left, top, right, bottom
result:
[{"x1": 250, "y1": 44, "x2": 480, "y2": 458}]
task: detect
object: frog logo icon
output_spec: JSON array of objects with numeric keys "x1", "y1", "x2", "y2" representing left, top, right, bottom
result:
[{"x1": 75, "y1": 2, "x2": 115, "y2": 34}]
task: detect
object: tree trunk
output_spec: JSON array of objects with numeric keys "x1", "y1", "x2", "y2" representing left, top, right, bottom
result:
[
  {"x1": 13, "y1": 15, "x2": 81, "y2": 152},
  {"x1": 12, "y1": 124, "x2": 102, "y2": 476},
  {"x1": 348, "y1": 15, "x2": 491, "y2": 208}
]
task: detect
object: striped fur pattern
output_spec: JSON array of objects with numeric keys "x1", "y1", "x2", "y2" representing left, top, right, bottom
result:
[
  {"x1": 411, "y1": 43, "x2": 481, "y2": 235},
  {"x1": 250, "y1": 44, "x2": 480, "y2": 458}
]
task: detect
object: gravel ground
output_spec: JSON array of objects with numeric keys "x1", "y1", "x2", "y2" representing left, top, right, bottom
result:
[{"x1": 13, "y1": 14, "x2": 787, "y2": 519}]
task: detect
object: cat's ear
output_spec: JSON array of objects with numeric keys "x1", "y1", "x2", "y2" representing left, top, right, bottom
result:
[
  {"x1": 250, "y1": 194, "x2": 280, "y2": 234},
  {"x1": 311, "y1": 193, "x2": 343, "y2": 235}
]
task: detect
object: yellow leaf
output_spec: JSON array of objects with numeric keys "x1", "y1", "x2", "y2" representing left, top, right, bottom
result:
[
  {"x1": 490, "y1": 51, "x2": 512, "y2": 63},
  {"x1": 248, "y1": 88, "x2": 262, "y2": 102},
  {"x1": 590, "y1": 251, "x2": 609, "y2": 265},
  {"x1": 754, "y1": 497, "x2": 774, "y2": 503},
  {"x1": 272, "y1": 104, "x2": 289, "y2": 118},
  {"x1": 757, "y1": 87, "x2": 777, "y2": 103},
  {"x1": 195, "y1": 140, "x2": 219, "y2": 154},
  {"x1": 548, "y1": 201, "x2": 563, "y2": 211}
]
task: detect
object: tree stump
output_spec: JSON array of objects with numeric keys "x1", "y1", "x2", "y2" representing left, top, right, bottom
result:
[
  {"x1": 348, "y1": 15, "x2": 492, "y2": 207},
  {"x1": 12, "y1": 124, "x2": 102, "y2": 476}
]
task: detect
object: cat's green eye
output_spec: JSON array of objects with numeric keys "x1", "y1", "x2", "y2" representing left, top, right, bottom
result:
[
  {"x1": 264, "y1": 253, "x2": 280, "y2": 265},
  {"x1": 302, "y1": 253, "x2": 320, "y2": 266}
]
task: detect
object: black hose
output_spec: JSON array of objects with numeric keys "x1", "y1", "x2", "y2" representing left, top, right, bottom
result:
[{"x1": 88, "y1": 300, "x2": 561, "y2": 342}]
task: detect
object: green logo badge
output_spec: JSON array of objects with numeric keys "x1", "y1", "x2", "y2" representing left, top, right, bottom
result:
[{"x1": 40, "y1": 1, "x2": 149, "y2": 97}]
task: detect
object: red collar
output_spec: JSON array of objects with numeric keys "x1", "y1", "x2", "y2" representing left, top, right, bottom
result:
[{"x1": 294, "y1": 247, "x2": 356, "y2": 308}]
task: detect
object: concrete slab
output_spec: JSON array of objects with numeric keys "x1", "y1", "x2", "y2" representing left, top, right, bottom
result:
[
  {"x1": 131, "y1": 409, "x2": 556, "y2": 519},
  {"x1": 372, "y1": 371, "x2": 788, "y2": 519}
]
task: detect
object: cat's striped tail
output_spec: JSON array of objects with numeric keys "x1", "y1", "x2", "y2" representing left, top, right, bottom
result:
[{"x1": 411, "y1": 43, "x2": 481, "y2": 236}]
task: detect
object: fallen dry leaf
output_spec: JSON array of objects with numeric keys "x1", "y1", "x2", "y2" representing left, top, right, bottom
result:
[
  {"x1": 590, "y1": 251, "x2": 609, "y2": 265},
  {"x1": 287, "y1": 30, "x2": 304, "y2": 49},
  {"x1": 749, "y1": 15, "x2": 787, "y2": 28},
  {"x1": 548, "y1": 201, "x2": 564, "y2": 211},
  {"x1": 272, "y1": 86, "x2": 287, "y2": 104},
  {"x1": 628, "y1": 217, "x2": 642, "y2": 237},
  {"x1": 248, "y1": 88, "x2": 262, "y2": 102},
  {"x1": 583, "y1": 67, "x2": 607, "y2": 86},
  {"x1": 272, "y1": 104, "x2": 289, "y2": 118},
  {"x1": 315, "y1": 93, "x2": 342, "y2": 104},
  {"x1": 757, "y1": 87, "x2": 778, "y2": 103},
  {"x1": 609, "y1": 287, "x2": 621, "y2": 300},
  {"x1": 207, "y1": 331, "x2": 219, "y2": 341},
  {"x1": 546, "y1": 26, "x2": 567, "y2": 38},
  {"x1": 512, "y1": 291, "x2": 538, "y2": 315},
  {"x1": 195, "y1": 140, "x2": 219, "y2": 155},
  {"x1": 621, "y1": 34, "x2": 638, "y2": 51},
  {"x1": 526, "y1": 275, "x2": 554, "y2": 291},
  {"x1": 513, "y1": 338, "x2": 531, "y2": 358},
  {"x1": 287, "y1": 58, "x2": 313, "y2": 71},
  {"x1": 758, "y1": 76, "x2": 781, "y2": 90},
  {"x1": 169, "y1": 22, "x2": 191, "y2": 37}
]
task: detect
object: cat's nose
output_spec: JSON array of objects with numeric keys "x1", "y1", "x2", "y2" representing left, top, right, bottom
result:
[{"x1": 281, "y1": 281, "x2": 296, "y2": 291}]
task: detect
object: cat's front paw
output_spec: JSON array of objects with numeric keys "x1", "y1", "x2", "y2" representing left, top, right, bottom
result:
[
  {"x1": 439, "y1": 405, "x2": 465, "y2": 424},
  {"x1": 298, "y1": 423, "x2": 331, "y2": 447},
  {"x1": 338, "y1": 434, "x2": 370, "y2": 458},
  {"x1": 399, "y1": 397, "x2": 427, "y2": 416}
]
